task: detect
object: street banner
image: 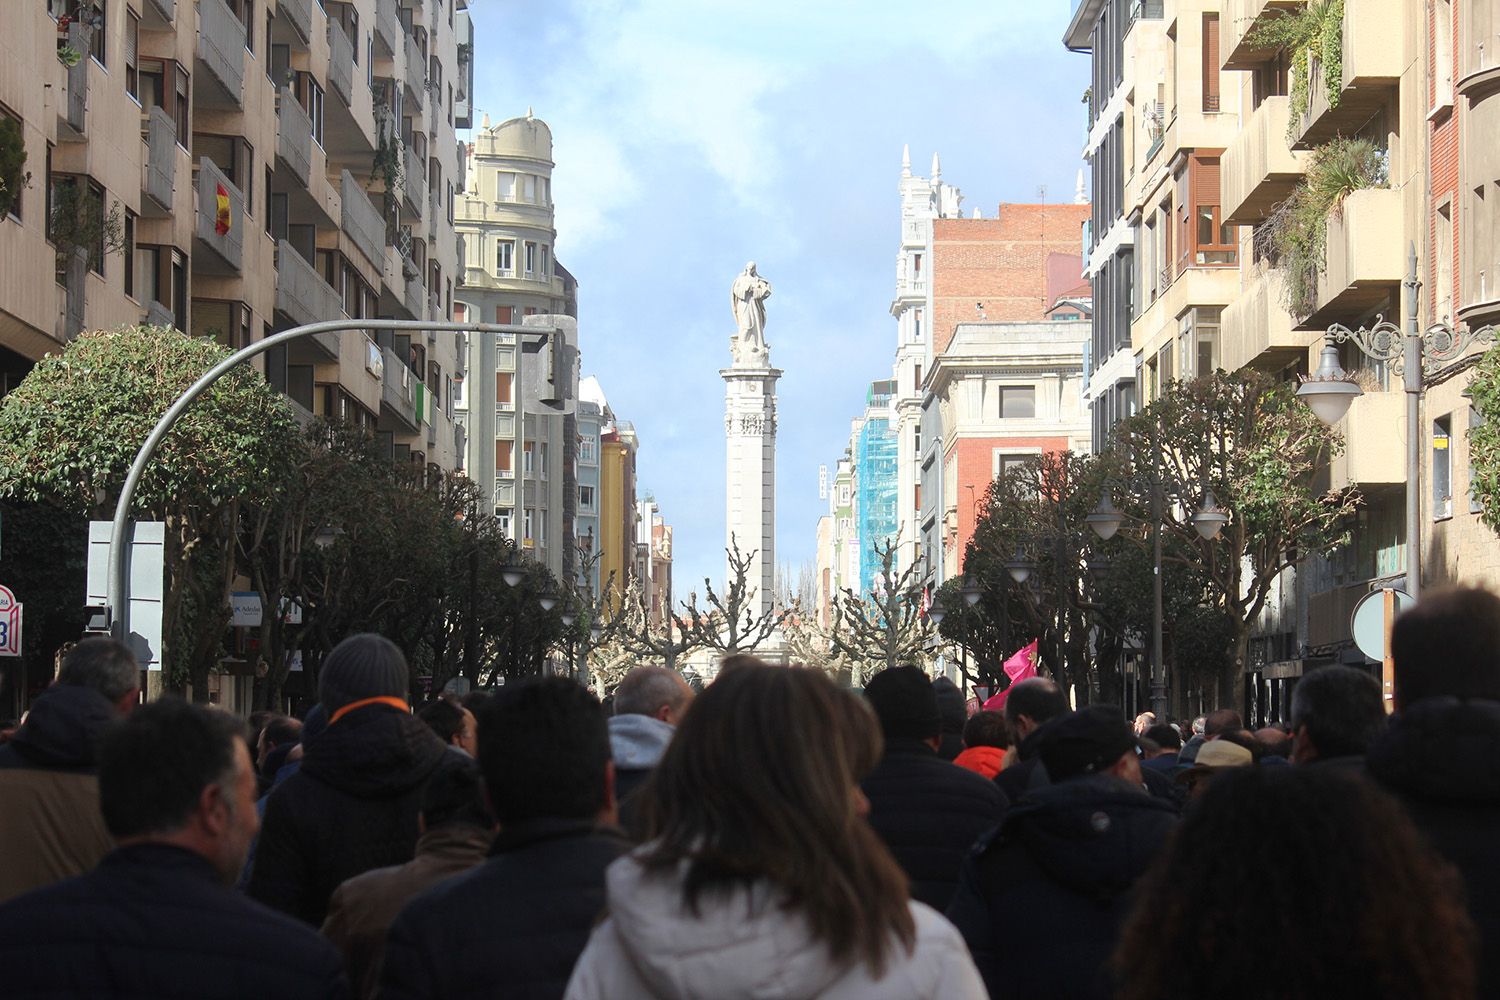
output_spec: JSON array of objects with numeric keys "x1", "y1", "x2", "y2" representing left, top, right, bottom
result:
[{"x1": 981, "y1": 640, "x2": 1040, "y2": 713}]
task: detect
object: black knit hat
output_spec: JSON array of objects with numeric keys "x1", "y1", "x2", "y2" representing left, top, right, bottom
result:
[
  {"x1": 318, "y1": 634, "x2": 409, "y2": 714},
  {"x1": 863, "y1": 665, "x2": 942, "y2": 741},
  {"x1": 1038, "y1": 705, "x2": 1136, "y2": 782}
]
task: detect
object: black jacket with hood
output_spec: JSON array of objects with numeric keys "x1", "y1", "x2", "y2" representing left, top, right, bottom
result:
[
  {"x1": 248, "y1": 702, "x2": 450, "y2": 926},
  {"x1": 946, "y1": 775, "x2": 1178, "y2": 1000},
  {"x1": 1368, "y1": 697, "x2": 1500, "y2": 999}
]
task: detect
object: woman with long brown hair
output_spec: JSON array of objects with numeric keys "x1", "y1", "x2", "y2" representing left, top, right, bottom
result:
[
  {"x1": 564, "y1": 663, "x2": 986, "y2": 999},
  {"x1": 1113, "y1": 765, "x2": 1477, "y2": 1000}
]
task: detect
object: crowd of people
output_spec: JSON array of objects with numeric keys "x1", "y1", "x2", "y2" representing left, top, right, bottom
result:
[{"x1": 0, "y1": 585, "x2": 1497, "y2": 998}]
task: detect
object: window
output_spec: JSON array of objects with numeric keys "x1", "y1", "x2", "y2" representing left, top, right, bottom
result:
[
  {"x1": 839, "y1": 485, "x2": 850, "y2": 505},
  {"x1": 537, "y1": 443, "x2": 548, "y2": 477},
  {"x1": 523, "y1": 509, "x2": 534, "y2": 541},
  {"x1": 1435, "y1": 0, "x2": 1454, "y2": 108},
  {"x1": 495, "y1": 304, "x2": 514, "y2": 324},
  {"x1": 540, "y1": 245, "x2": 549, "y2": 277},
  {"x1": 495, "y1": 440, "x2": 512, "y2": 472},
  {"x1": 1178, "y1": 307, "x2": 1220, "y2": 377},
  {"x1": 497, "y1": 510, "x2": 512, "y2": 536},
  {"x1": 1436, "y1": 201, "x2": 1454, "y2": 321},
  {"x1": 994, "y1": 452, "x2": 1036, "y2": 479},
  {"x1": 1434, "y1": 415, "x2": 1453, "y2": 519},
  {"x1": 171, "y1": 247, "x2": 188, "y2": 330},
  {"x1": 123, "y1": 210, "x2": 135, "y2": 296},
  {"x1": 524, "y1": 241, "x2": 536, "y2": 276},
  {"x1": 523, "y1": 442, "x2": 535, "y2": 474},
  {"x1": 1, "y1": 108, "x2": 21, "y2": 221},
  {"x1": 87, "y1": 0, "x2": 107, "y2": 66},
  {"x1": 913, "y1": 308, "x2": 923, "y2": 341},
  {"x1": 579, "y1": 484, "x2": 595, "y2": 509},
  {"x1": 1201, "y1": 14, "x2": 1220, "y2": 112},
  {"x1": 998, "y1": 385, "x2": 1036, "y2": 419},
  {"x1": 579, "y1": 437, "x2": 595, "y2": 462},
  {"x1": 523, "y1": 174, "x2": 535, "y2": 202},
  {"x1": 174, "y1": 64, "x2": 190, "y2": 144},
  {"x1": 912, "y1": 252, "x2": 923, "y2": 279},
  {"x1": 302, "y1": 76, "x2": 324, "y2": 146},
  {"x1": 497, "y1": 172, "x2": 515, "y2": 200},
  {"x1": 125, "y1": 10, "x2": 140, "y2": 100},
  {"x1": 495, "y1": 371, "x2": 512, "y2": 404},
  {"x1": 496, "y1": 239, "x2": 513, "y2": 274}
]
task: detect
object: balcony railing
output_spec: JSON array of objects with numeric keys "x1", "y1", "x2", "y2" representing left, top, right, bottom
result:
[
  {"x1": 327, "y1": 21, "x2": 355, "y2": 106},
  {"x1": 1223, "y1": 96, "x2": 1310, "y2": 224},
  {"x1": 380, "y1": 345, "x2": 419, "y2": 431},
  {"x1": 194, "y1": 157, "x2": 244, "y2": 272},
  {"x1": 403, "y1": 144, "x2": 425, "y2": 214},
  {"x1": 275, "y1": 86, "x2": 312, "y2": 186},
  {"x1": 141, "y1": 105, "x2": 176, "y2": 214},
  {"x1": 403, "y1": 33, "x2": 425, "y2": 110},
  {"x1": 59, "y1": 22, "x2": 89, "y2": 138},
  {"x1": 143, "y1": 0, "x2": 174, "y2": 27},
  {"x1": 273, "y1": 241, "x2": 341, "y2": 357},
  {"x1": 279, "y1": 0, "x2": 313, "y2": 46},
  {"x1": 196, "y1": 0, "x2": 246, "y2": 107},
  {"x1": 340, "y1": 169, "x2": 386, "y2": 270},
  {"x1": 374, "y1": 0, "x2": 399, "y2": 56},
  {"x1": 1129, "y1": 0, "x2": 1164, "y2": 25}
]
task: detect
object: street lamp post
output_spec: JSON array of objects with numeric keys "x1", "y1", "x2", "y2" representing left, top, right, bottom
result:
[
  {"x1": 1296, "y1": 246, "x2": 1496, "y2": 602},
  {"x1": 105, "y1": 317, "x2": 539, "y2": 645},
  {"x1": 1086, "y1": 474, "x2": 1229, "y2": 720}
]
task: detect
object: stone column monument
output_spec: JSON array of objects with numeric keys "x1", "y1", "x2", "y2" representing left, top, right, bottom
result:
[{"x1": 722, "y1": 262, "x2": 780, "y2": 619}]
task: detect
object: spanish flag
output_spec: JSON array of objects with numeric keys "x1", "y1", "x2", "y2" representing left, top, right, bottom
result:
[{"x1": 214, "y1": 183, "x2": 231, "y2": 236}]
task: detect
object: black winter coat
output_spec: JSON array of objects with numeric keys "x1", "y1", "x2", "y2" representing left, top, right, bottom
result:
[
  {"x1": 860, "y1": 738, "x2": 1009, "y2": 911},
  {"x1": 380, "y1": 818, "x2": 630, "y2": 1000},
  {"x1": 248, "y1": 703, "x2": 449, "y2": 926},
  {"x1": 0, "y1": 843, "x2": 347, "y2": 999},
  {"x1": 947, "y1": 776, "x2": 1178, "y2": 1000},
  {"x1": 1368, "y1": 697, "x2": 1500, "y2": 999},
  {"x1": 994, "y1": 726, "x2": 1050, "y2": 801}
]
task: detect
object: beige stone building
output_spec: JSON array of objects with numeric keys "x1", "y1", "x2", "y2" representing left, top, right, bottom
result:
[{"x1": 0, "y1": 0, "x2": 470, "y2": 471}]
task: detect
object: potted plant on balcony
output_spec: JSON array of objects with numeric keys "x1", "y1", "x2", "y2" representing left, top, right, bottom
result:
[
  {"x1": 49, "y1": 180, "x2": 126, "y2": 284},
  {"x1": 1247, "y1": 0, "x2": 1345, "y2": 142},
  {"x1": 0, "y1": 117, "x2": 30, "y2": 219}
]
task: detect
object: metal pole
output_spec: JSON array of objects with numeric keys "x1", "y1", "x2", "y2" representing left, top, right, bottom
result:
[
  {"x1": 106, "y1": 318, "x2": 536, "y2": 644},
  {"x1": 1151, "y1": 483, "x2": 1166, "y2": 719},
  {"x1": 1403, "y1": 243, "x2": 1422, "y2": 602}
]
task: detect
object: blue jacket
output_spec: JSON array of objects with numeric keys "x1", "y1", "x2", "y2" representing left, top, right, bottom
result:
[{"x1": 0, "y1": 843, "x2": 348, "y2": 999}]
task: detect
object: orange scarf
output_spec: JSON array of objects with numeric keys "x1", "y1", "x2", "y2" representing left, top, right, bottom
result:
[{"x1": 329, "y1": 695, "x2": 410, "y2": 725}]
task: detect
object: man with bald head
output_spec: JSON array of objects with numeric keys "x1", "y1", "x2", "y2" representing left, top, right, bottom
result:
[
  {"x1": 609, "y1": 666, "x2": 694, "y2": 836},
  {"x1": 995, "y1": 677, "x2": 1071, "y2": 800}
]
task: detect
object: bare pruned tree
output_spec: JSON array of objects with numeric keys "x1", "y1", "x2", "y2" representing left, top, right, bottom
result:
[
  {"x1": 830, "y1": 538, "x2": 932, "y2": 685},
  {"x1": 690, "y1": 533, "x2": 788, "y2": 657}
]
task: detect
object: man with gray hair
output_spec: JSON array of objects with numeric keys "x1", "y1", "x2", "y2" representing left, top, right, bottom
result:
[
  {"x1": 609, "y1": 665, "x2": 694, "y2": 836},
  {"x1": 0, "y1": 638, "x2": 140, "y2": 902}
]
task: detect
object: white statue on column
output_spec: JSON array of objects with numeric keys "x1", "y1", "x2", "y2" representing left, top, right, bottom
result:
[{"x1": 729, "y1": 262, "x2": 773, "y2": 365}]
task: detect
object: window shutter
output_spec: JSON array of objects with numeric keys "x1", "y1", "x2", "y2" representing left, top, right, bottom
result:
[{"x1": 1202, "y1": 14, "x2": 1221, "y2": 111}]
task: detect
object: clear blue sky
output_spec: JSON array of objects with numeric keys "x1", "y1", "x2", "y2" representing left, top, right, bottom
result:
[{"x1": 466, "y1": 0, "x2": 1089, "y2": 595}]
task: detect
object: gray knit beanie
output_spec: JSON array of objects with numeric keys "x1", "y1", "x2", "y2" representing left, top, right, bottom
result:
[{"x1": 319, "y1": 634, "x2": 409, "y2": 714}]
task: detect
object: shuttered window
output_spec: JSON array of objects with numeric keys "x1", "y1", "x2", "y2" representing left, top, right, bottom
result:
[{"x1": 1202, "y1": 14, "x2": 1221, "y2": 112}]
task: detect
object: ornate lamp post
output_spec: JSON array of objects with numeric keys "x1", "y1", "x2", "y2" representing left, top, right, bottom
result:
[{"x1": 1296, "y1": 245, "x2": 1496, "y2": 602}]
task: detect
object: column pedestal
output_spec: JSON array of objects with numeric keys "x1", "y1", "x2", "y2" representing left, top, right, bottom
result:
[{"x1": 721, "y1": 364, "x2": 780, "y2": 620}]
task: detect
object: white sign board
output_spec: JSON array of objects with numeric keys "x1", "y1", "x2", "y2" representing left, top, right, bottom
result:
[
  {"x1": 86, "y1": 521, "x2": 165, "y2": 670},
  {"x1": 230, "y1": 592, "x2": 264, "y2": 627},
  {"x1": 0, "y1": 584, "x2": 22, "y2": 657},
  {"x1": 279, "y1": 598, "x2": 304, "y2": 625}
]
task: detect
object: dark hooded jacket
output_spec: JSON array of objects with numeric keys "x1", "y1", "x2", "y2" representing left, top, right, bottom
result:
[
  {"x1": 1368, "y1": 697, "x2": 1500, "y2": 999},
  {"x1": 248, "y1": 703, "x2": 449, "y2": 926},
  {"x1": 0, "y1": 685, "x2": 118, "y2": 903},
  {"x1": 994, "y1": 725, "x2": 1051, "y2": 801},
  {"x1": 946, "y1": 775, "x2": 1178, "y2": 1000},
  {"x1": 861, "y1": 736, "x2": 1009, "y2": 912}
]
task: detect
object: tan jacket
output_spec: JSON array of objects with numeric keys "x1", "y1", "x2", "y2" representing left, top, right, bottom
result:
[
  {"x1": 0, "y1": 767, "x2": 114, "y2": 903},
  {"x1": 321, "y1": 823, "x2": 493, "y2": 998}
]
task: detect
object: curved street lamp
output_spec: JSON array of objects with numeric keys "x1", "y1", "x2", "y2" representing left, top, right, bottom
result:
[
  {"x1": 959, "y1": 576, "x2": 985, "y2": 606},
  {"x1": 1004, "y1": 550, "x2": 1035, "y2": 585},
  {"x1": 1191, "y1": 489, "x2": 1231, "y2": 541},
  {"x1": 1295, "y1": 340, "x2": 1362, "y2": 426},
  {"x1": 1083, "y1": 490, "x2": 1124, "y2": 541},
  {"x1": 500, "y1": 559, "x2": 527, "y2": 588}
]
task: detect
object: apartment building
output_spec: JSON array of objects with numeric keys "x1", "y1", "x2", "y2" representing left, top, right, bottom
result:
[
  {"x1": 888, "y1": 148, "x2": 964, "y2": 577},
  {"x1": 813, "y1": 454, "x2": 855, "y2": 625},
  {"x1": 635, "y1": 497, "x2": 673, "y2": 628},
  {"x1": 599, "y1": 415, "x2": 639, "y2": 615},
  {"x1": 575, "y1": 375, "x2": 605, "y2": 598},
  {"x1": 849, "y1": 380, "x2": 899, "y2": 596},
  {"x1": 0, "y1": 0, "x2": 470, "y2": 470},
  {"x1": 453, "y1": 112, "x2": 582, "y2": 579}
]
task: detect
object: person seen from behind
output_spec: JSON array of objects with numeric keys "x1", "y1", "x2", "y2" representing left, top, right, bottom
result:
[
  {"x1": 418, "y1": 696, "x2": 478, "y2": 757},
  {"x1": 324, "y1": 754, "x2": 495, "y2": 998},
  {"x1": 994, "y1": 676, "x2": 1070, "y2": 799},
  {"x1": 249, "y1": 634, "x2": 448, "y2": 925},
  {"x1": 1289, "y1": 665, "x2": 1385, "y2": 769},
  {"x1": 859, "y1": 665, "x2": 1008, "y2": 911},
  {"x1": 381, "y1": 677, "x2": 628, "y2": 1000},
  {"x1": 1367, "y1": 586, "x2": 1500, "y2": 997},
  {"x1": 564, "y1": 663, "x2": 987, "y2": 999},
  {"x1": 0, "y1": 637, "x2": 139, "y2": 903},
  {"x1": 1114, "y1": 766, "x2": 1475, "y2": 1000},
  {"x1": 932, "y1": 677, "x2": 967, "y2": 761},
  {"x1": 953, "y1": 711, "x2": 1010, "y2": 780},
  {"x1": 947, "y1": 705, "x2": 1178, "y2": 1000},
  {"x1": 609, "y1": 665, "x2": 694, "y2": 836},
  {"x1": 0, "y1": 698, "x2": 348, "y2": 999}
]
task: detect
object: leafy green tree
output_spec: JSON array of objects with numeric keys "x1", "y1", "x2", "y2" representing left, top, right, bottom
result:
[
  {"x1": 0, "y1": 325, "x2": 301, "y2": 700},
  {"x1": 1464, "y1": 347, "x2": 1500, "y2": 530},
  {"x1": 1113, "y1": 371, "x2": 1357, "y2": 709}
]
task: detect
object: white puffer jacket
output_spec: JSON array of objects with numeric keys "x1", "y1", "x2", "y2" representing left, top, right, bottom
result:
[{"x1": 563, "y1": 853, "x2": 987, "y2": 1000}]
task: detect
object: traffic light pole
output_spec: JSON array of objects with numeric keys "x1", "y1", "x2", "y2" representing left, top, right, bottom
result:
[{"x1": 106, "y1": 318, "x2": 545, "y2": 647}]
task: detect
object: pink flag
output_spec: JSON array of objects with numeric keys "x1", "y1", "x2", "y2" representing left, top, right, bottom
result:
[{"x1": 982, "y1": 640, "x2": 1040, "y2": 713}]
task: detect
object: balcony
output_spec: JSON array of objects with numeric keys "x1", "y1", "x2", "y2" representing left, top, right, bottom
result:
[
  {"x1": 58, "y1": 250, "x2": 86, "y2": 342},
  {"x1": 402, "y1": 144, "x2": 425, "y2": 215},
  {"x1": 1220, "y1": 268, "x2": 1315, "y2": 371},
  {"x1": 380, "y1": 346, "x2": 420, "y2": 431},
  {"x1": 277, "y1": 0, "x2": 313, "y2": 46},
  {"x1": 1302, "y1": 187, "x2": 1403, "y2": 327},
  {"x1": 274, "y1": 87, "x2": 312, "y2": 187},
  {"x1": 273, "y1": 240, "x2": 341, "y2": 359},
  {"x1": 1292, "y1": 0, "x2": 1403, "y2": 149},
  {"x1": 428, "y1": 186, "x2": 442, "y2": 238},
  {"x1": 404, "y1": 270, "x2": 424, "y2": 319},
  {"x1": 374, "y1": 0, "x2": 400, "y2": 56},
  {"x1": 1223, "y1": 0, "x2": 1305, "y2": 71},
  {"x1": 327, "y1": 22, "x2": 354, "y2": 107},
  {"x1": 1223, "y1": 96, "x2": 1310, "y2": 224},
  {"x1": 143, "y1": 0, "x2": 175, "y2": 27},
  {"x1": 1327, "y1": 389, "x2": 1405, "y2": 490},
  {"x1": 340, "y1": 169, "x2": 386, "y2": 270},
  {"x1": 403, "y1": 33, "x2": 425, "y2": 111},
  {"x1": 58, "y1": 23, "x2": 89, "y2": 139},
  {"x1": 194, "y1": 157, "x2": 244, "y2": 273},
  {"x1": 141, "y1": 105, "x2": 177, "y2": 216},
  {"x1": 143, "y1": 297, "x2": 175, "y2": 330},
  {"x1": 195, "y1": 0, "x2": 246, "y2": 109}
]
